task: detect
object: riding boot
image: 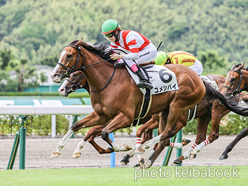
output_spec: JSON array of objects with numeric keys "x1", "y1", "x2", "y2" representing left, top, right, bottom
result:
[{"x1": 135, "y1": 65, "x2": 153, "y2": 89}]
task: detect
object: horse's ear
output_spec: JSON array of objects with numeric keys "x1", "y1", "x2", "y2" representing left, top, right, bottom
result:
[
  {"x1": 236, "y1": 62, "x2": 245, "y2": 71},
  {"x1": 76, "y1": 39, "x2": 83, "y2": 46},
  {"x1": 231, "y1": 63, "x2": 236, "y2": 70},
  {"x1": 241, "y1": 61, "x2": 245, "y2": 67}
]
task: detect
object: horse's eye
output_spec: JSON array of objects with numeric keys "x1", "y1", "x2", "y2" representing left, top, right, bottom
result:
[
  {"x1": 67, "y1": 54, "x2": 72, "y2": 58},
  {"x1": 230, "y1": 78, "x2": 236, "y2": 82}
]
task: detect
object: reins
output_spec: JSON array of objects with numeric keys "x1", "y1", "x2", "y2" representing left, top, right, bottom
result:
[{"x1": 58, "y1": 44, "x2": 116, "y2": 92}]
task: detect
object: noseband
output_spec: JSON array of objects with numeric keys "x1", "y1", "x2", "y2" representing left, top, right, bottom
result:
[{"x1": 223, "y1": 69, "x2": 248, "y2": 96}]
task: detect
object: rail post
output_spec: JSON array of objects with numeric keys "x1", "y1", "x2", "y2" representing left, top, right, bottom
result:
[
  {"x1": 19, "y1": 115, "x2": 28, "y2": 169},
  {"x1": 71, "y1": 115, "x2": 78, "y2": 138},
  {"x1": 7, "y1": 131, "x2": 20, "y2": 170},
  {"x1": 176, "y1": 129, "x2": 183, "y2": 166},
  {"x1": 109, "y1": 132, "x2": 115, "y2": 168},
  {"x1": 162, "y1": 129, "x2": 183, "y2": 166},
  {"x1": 162, "y1": 135, "x2": 176, "y2": 166}
]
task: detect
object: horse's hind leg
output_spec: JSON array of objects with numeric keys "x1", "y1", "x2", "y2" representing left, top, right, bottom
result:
[
  {"x1": 220, "y1": 127, "x2": 248, "y2": 160},
  {"x1": 73, "y1": 124, "x2": 113, "y2": 158},
  {"x1": 141, "y1": 113, "x2": 187, "y2": 169}
]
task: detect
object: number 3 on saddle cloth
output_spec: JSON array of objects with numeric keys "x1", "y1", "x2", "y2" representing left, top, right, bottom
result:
[{"x1": 125, "y1": 64, "x2": 179, "y2": 126}]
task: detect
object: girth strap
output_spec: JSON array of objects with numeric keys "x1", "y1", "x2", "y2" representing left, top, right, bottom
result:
[{"x1": 132, "y1": 88, "x2": 152, "y2": 126}]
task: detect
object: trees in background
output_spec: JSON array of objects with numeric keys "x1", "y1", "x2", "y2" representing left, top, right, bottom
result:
[{"x1": 1, "y1": 0, "x2": 248, "y2": 92}]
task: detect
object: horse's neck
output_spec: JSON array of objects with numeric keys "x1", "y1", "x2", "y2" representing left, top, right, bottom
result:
[{"x1": 83, "y1": 61, "x2": 117, "y2": 91}]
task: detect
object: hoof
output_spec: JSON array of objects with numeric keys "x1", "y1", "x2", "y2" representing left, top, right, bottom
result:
[
  {"x1": 120, "y1": 154, "x2": 130, "y2": 165},
  {"x1": 72, "y1": 152, "x2": 81, "y2": 159},
  {"x1": 173, "y1": 158, "x2": 182, "y2": 164},
  {"x1": 182, "y1": 138, "x2": 191, "y2": 146},
  {"x1": 144, "y1": 145, "x2": 150, "y2": 149},
  {"x1": 133, "y1": 163, "x2": 140, "y2": 167},
  {"x1": 138, "y1": 160, "x2": 152, "y2": 169},
  {"x1": 189, "y1": 153, "x2": 197, "y2": 160},
  {"x1": 120, "y1": 161, "x2": 129, "y2": 166},
  {"x1": 50, "y1": 152, "x2": 60, "y2": 160},
  {"x1": 108, "y1": 147, "x2": 115, "y2": 153},
  {"x1": 139, "y1": 158, "x2": 145, "y2": 166},
  {"x1": 122, "y1": 144, "x2": 132, "y2": 151},
  {"x1": 135, "y1": 147, "x2": 145, "y2": 154},
  {"x1": 219, "y1": 154, "x2": 228, "y2": 160}
]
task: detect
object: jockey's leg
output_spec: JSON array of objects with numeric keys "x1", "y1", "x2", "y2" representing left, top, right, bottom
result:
[{"x1": 124, "y1": 59, "x2": 153, "y2": 89}]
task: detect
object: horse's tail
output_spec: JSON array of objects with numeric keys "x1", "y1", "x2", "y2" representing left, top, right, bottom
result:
[{"x1": 203, "y1": 80, "x2": 248, "y2": 116}]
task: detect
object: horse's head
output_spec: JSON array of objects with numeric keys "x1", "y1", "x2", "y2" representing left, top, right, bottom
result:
[
  {"x1": 58, "y1": 70, "x2": 89, "y2": 97},
  {"x1": 51, "y1": 39, "x2": 84, "y2": 83},
  {"x1": 222, "y1": 62, "x2": 248, "y2": 97}
]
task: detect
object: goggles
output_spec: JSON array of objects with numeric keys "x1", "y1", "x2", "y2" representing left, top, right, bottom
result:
[{"x1": 104, "y1": 32, "x2": 114, "y2": 38}]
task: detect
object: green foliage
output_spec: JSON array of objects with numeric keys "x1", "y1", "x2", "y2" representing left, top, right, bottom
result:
[
  {"x1": 0, "y1": 115, "x2": 132, "y2": 136},
  {"x1": 1, "y1": 113, "x2": 247, "y2": 136},
  {"x1": 198, "y1": 50, "x2": 231, "y2": 74},
  {"x1": 167, "y1": 22, "x2": 189, "y2": 39},
  {"x1": 40, "y1": 55, "x2": 59, "y2": 67},
  {"x1": 0, "y1": 49, "x2": 13, "y2": 70},
  {"x1": 227, "y1": 0, "x2": 248, "y2": 8},
  {"x1": 0, "y1": 0, "x2": 248, "y2": 72}
]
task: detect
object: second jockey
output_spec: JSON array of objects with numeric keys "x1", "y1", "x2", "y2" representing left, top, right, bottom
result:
[{"x1": 154, "y1": 51, "x2": 203, "y2": 75}]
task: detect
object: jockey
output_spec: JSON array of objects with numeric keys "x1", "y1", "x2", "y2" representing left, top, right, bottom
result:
[
  {"x1": 102, "y1": 19, "x2": 157, "y2": 89},
  {"x1": 154, "y1": 51, "x2": 203, "y2": 75}
]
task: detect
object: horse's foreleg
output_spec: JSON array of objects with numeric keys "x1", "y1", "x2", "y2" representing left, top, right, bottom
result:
[
  {"x1": 101, "y1": 112, "x2": 132, "y2": 152},
  {"x1": 220, "y1": 127, "x2": 248, "y2": 160},
  {"x1": 139, "y1": 139, "x2": 170, "y2": 169},
  {"x1": 50, "y1": 111, "x2": 109, "y2": 160},
  {"x1": 73, "y1": 124, "x2": 111, "y2": 158},
  {"x1": 174, "y1": 115, "x2": 210, "y2": 164}
]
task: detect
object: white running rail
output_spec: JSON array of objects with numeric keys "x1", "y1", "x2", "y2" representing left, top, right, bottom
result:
[{"x1": 0, "y1": 105, "x2": 94, "y2": 137}]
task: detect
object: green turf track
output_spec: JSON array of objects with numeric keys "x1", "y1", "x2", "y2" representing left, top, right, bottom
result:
[{"x1": 0, "y1": 166, "x2": 247, "y2": 186}]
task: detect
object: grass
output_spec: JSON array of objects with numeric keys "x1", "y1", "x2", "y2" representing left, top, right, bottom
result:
[{"x1": 0, "y1": 166, "x2": 247, "y2": 186}]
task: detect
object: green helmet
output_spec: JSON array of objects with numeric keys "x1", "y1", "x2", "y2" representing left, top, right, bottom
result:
[
  {"x1": 102, "y1": 19, "x2": 120, "y2": 34},
  {"x1": 154, "y1": 51, "x2": 168, "y2": 65}
]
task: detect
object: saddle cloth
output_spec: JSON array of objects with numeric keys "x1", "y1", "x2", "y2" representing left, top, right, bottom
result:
[
  {"x1": 200, "y1": 75, "x2": 219, "y2": 90},
  {"x1": 125, "y1": 64, "x2": 179, "y2": 95}
]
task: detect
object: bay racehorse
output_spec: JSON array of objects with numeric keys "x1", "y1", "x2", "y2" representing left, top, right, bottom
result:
[
  {"x1": 50, "y1": 39, "x2": 248, "y2": 167},
  {"x1": 219, "y1": 62, "x2": 248, "y2": 160},
  {"x1": 58, "y1": 70, "x2": 154, "y2": 157}
]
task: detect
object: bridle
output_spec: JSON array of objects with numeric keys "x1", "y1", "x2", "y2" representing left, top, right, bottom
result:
[
  {"x1": 57, "y1": 45, "x2": 86, "y2": 77},
  {"x1": 223, "y1": 69, "x2": 248, "y2": 97},
  {"x1": 65, "y1": 72, "x2": 88, "y2": 93},
  {"x1": 57, "y1": 44, "x2": 116, "y2": 92}
]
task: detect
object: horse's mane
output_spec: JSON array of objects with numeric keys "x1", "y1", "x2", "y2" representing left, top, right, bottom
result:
[
  {"x1": 69, "y1": 40, "x2": 116, "y2": 63},
  {"x1": 244, "y1": 66, "x2": 248, "y2": 71}
]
